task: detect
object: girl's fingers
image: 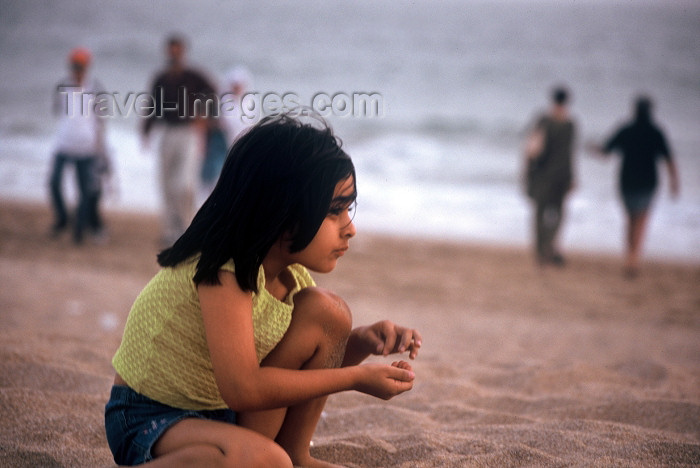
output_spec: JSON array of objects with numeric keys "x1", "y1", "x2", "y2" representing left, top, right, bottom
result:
[
  {"x1": 370, "y1": 321, "x2": 422, "y2": 358},
  {"x1": 389, "y1": 365, "x2": 414, "y2": 383},
  {"x1": 413, "y1": 329, "x2": 423, "y2": 347},
  {"x1": 380, "y1": 321, "x2": 397, "y2": 356},
  {"x1": 397, "y1": 331, "x2": 412, "y2": 353},
  {"x1": 358, "y1": 325, "x2": 384, "y2": 354},
  {"x1": 391, "y1": 360, "x2": 413, "y2": 372},
  {"x1": 409, "y1": 330, "x2": 423, "y2": 359},
  {"x1": 365, "y1": 333, "x2": 384, "y2": 354},
  {"x1": 409, "y1": 334, "x2": 422, "y2": 359},
  {"x1": 398, "y1": 329, "x2": 422, "y2": 358}
]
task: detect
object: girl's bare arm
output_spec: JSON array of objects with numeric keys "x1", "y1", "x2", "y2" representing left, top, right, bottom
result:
[
  {"x1": 198, "y1": 271, "x2": 415, "y2": 412},
  {"x1": 342, "y1": 321, "x2": 422, "y2": 367}
]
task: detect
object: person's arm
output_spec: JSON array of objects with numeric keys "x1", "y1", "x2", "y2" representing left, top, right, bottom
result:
[
  {"x1": 95, "y1": 116, "x2": 108, "y2": 171},
  {"x1": 665, "y1": 158, "x2": 680, "y2": 198},
  {"x1": 523, "y1": 115, "x2": 547, "y2": 161},
  {"x1": 588, "y1": 123, "x2": 627, "y2": 159},
  {"x1": 191, "y1": 70, "x2": 219, "y2": 132},
  {"x1": 52, "y1": 80, "x2": 65, "y2": 117},
  {"x1": 657, "y1": 129, "x2": 679, "y2": 198},
  {"x1": 198, "y1": 271, "x2": 415, "y2": 413},
  {"x1": 92, "y1": 79, "x2": 108, "y2": 163},
  {"x1": 602, "y1": 125, "x2": 628, "y2": 156},
  {"x1": 141, "y1": 76, "x2": 160, "y2": 143},
  {"x1": 584, "y1": 141, "x2": 605, "y2": 157},
  {"x1": 342, "y1": 321, "x2": 422, "y2": 367}
]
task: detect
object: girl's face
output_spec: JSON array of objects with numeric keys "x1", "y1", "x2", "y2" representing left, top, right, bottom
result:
[{"x1": 289, "y1": 176, "x2": 357, "y2": 273}]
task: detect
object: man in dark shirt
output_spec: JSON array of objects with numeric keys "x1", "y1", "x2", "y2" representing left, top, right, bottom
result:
[
  {"x1": 526, "y1": 86, "x2": 576, "y2": 266},
  {"x1": 142, "y1": 34, "x2": 217, "y2": 246},
  {"x1": 596, "y1": 96, "x2": 680, "y2": 276}
]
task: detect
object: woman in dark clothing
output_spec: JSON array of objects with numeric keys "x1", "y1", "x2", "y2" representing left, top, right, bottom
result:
[
  {"x1": 592, "y1": 96, "x2": 680, "y2": 276},
  {"x1": 525, "y1": 86, "x2": 576, "y2": 267}
]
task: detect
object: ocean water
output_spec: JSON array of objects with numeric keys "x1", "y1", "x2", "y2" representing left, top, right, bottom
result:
[{"x1": 1, "y1": 0, "x2": 698, "y2": 261}]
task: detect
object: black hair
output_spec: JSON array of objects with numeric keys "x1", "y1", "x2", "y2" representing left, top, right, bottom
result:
[
  {"x1": 552, "y1": 86, "x2": 569, "y2": 105},
  {"x1": 167, "y1": 33, "x2": 187, "y2": 48},
  {"x1": 634, "y1": 95, "x2": 653, "y2": 125},
  {"x1": 157, "y1": 113, "x2": 357, "y2": 292}
]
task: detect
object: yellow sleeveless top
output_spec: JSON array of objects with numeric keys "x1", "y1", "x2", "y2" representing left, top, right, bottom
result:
[{"x1": 112, "y1": 257, "x2": 315, "y2": 410}]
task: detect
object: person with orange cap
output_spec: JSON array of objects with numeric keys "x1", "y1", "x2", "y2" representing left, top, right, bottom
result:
[{"x1": 49, "y1": 47, "x2": 111, "y2": 245}]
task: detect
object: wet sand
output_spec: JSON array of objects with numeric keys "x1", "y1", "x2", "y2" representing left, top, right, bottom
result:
[{"x1": 0, "y1": 201, "x2": 698, "y2": 467}]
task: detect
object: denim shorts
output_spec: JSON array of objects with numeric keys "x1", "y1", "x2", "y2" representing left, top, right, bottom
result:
[
  {"x1": 622, "y1": 190, "x2": 654, "y2": 215},
  {"x1": 104, "y1": 385, "x2": 237, "y2": 465}
]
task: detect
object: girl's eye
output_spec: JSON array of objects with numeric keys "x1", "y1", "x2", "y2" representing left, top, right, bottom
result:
[
  {"x1": 328, "y1": 202, "x2": 355, "y2": 217},
  {"x1": 328, "y1": 207, "x2": 343, "y2": 216}
]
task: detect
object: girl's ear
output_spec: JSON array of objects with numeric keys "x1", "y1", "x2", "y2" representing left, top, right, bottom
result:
[
  {"x1": 279, "y1": 230, "x2": 294, "y2": 242},
  {"x1": 276, "y1": 231, "x2": 295, "y2": 251}
]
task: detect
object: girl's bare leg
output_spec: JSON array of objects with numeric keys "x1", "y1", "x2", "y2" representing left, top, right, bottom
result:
[
  {"x1": 146, "y1": 418, "x2": 292, "y2": 467},
  {"x1": 237, "y1": 287, "x2": 352, "y2": 467}
]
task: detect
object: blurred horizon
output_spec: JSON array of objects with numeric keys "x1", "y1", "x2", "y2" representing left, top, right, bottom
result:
[{"x1": 1, "y1": 0, "x2": 698, "y2": 261}]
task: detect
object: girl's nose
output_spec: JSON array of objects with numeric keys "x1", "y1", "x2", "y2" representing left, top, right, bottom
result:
[{"x1": 343, "y1": 220, "x2": 356, "y2": 239}]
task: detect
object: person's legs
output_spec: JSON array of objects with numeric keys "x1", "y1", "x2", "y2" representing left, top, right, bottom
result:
[
  {"x1": 621, "y1": 191, "x2": 654, "y2": 276},
  {"x1": 159, "y1": 126, "x2": 201, "y2": 246},
  {"x1": 149, "y1": 418, "x2": 292, "y2": 468},
  {"x1": 534, "y1": 201, "x2": 547, "y2": 263},
  {"x1": 535, "y1": 197, "x2": 564, "y2": 265},
  {"x1": 86, "y1": 188, "x2": 105, "y2": 240},
  {"x1": 625, "y1": 210, "x2": 649, "y2": 276},
  {"x1": 159, "y1": 128, "x2": 184, "y2": 245},
  {"x1": 86, "y1": 157, "x2": 105, "y2": 235},
  {"x1": 175, "y1": 125, "x2": 201, "y2": 233},
  {"x1": 73, "y1": 157, "x2": 97, "y2": 244},
  {"x1": 545, "y1": 195, "x2": 565, "y2": 265},
  {"x1": 105, "y1": 384, "x2": 292, "y2": 468},
  {"x1": 237, "y1": 287, "x2": 352, "y2": 467},
  {"x1": 49, "y1": 153, "x2": 69, "y2": 235}
]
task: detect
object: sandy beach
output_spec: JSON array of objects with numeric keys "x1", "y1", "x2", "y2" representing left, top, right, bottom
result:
[{"x1": 0, "y1": 200, "x2": 698, "y2": 467}]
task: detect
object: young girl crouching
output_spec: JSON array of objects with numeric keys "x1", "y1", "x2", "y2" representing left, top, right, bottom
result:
[{"x1": 104, "y1": 113, "x2": 422, "y2": 467}]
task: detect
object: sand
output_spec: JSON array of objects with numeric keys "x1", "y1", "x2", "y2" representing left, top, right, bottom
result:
[{"x1": 0, "y1": 200, "x2": 698, "y2": 467}]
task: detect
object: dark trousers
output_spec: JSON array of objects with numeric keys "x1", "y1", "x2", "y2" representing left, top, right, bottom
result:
[
  {"x1": 534, "y1": 196, "x2": 564, "y2": 262},
  {"x1": 49, "y1": 153, "x2": 102, "y2": 243}
]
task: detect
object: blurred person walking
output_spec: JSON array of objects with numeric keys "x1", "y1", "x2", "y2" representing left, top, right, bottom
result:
[
  {"x1": 49, "y1": 47, "x2": 110, "y2": 245},
  {"x1": 142, "y1": 34, "x2": 217, "y2": 247},
  {"x1": 199, "y1": 65, "x2": 254, "y2": 198},
  {"x1": 523, "y1": 86, "x2": 576, "y2": 267},
  {"x1": 220, "y1": 65, "x2": 253, "y2": 145},
  {"x1": 590, "y1": 95, "x2": 680, "y2": 277}
]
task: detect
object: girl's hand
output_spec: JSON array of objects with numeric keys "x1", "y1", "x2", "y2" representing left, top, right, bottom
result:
[
  {"x1": 354, "y1": 361, "x2": 415, "y2": 400},
  {"x1": 353, "y1": 321, "x2": 422, "y2": 360}
]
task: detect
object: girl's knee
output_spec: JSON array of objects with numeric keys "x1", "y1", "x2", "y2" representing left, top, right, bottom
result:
[
  {"x1": 219, "y1": 431, "x2": 291, "y2": 467},
  {"x1": 238, "y1": 440, "x2": 292, "y2": 468},
  {"x1": 293, "y1": 287, "x2": 352, "y2": 338}
]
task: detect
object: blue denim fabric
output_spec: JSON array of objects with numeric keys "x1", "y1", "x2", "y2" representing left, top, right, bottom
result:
[
  {"x1": 104, "y1": 385, "x2": 236, "y2": 465},
  {"x1": 622, "y1": 190, "x2": 654, "y2": 215},
  {"x1": 49, "y1": 152, "x2": 103, "y2": 242}
]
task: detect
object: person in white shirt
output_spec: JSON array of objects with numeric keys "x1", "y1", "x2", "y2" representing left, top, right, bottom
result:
[
  {"x1": 221, "y1": 65, "x2": 253, "y2": 145},
  {"x1": 49, "y1": 47, "x2": 109, "y2": 244},
  {"x1": 199, "y1": 65, "x2": 254, "y2": 199}
]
